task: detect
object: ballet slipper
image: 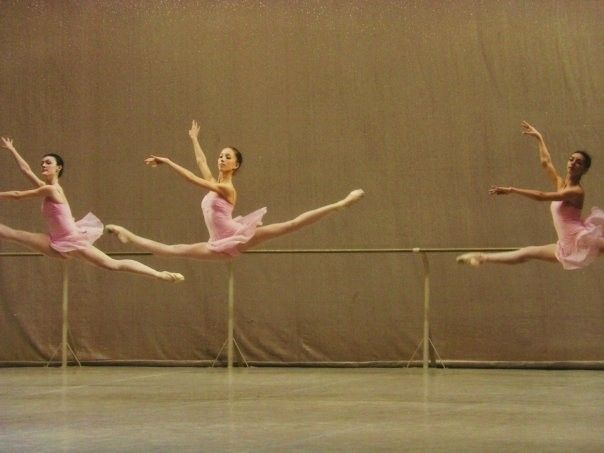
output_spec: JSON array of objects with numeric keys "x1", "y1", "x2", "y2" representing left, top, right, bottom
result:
[
  {"x1": 456, "y1": 253, "x2": 483, "y2": 267},
  {"x1": 164, "y1": 272, "x2": 185, "y2": 283},
  {"x1": 105, "y1": 224, "x2": 130, "y2": 244},
  {"x1": 339, "y1": 189, "x2": 365, "y2": 210}
]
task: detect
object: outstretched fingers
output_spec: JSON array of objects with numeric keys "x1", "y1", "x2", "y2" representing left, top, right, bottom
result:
[
  {"x1": 189, "y1": 120, "x2": 200, "y2": 139},
  {"x1": 521, "y1": 121, "x2": 542, "y2": 139},
  {"x1": 1, "y1": 136, "x2": 16, "y2": 151}
]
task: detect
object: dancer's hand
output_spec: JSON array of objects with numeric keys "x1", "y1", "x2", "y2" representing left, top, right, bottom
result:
[
  {"x1": 145, "y1": 155, "x2": 171, "y2": 167},
  {"x1": 1, "y1": 137, "x2": 16, "y2": 151},
  {"x1": 521, "y1": 121, "x2": 543, "y2": 141},
  {"x1": 189, "y1": 120, "x2": 200, "y2": 140},
  {"x1": 489, "y1": 186, "x2": 512, "y2": 195}
]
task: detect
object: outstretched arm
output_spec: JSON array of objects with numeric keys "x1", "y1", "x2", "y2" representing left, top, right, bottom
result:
[
  {"x1": 1, "y1": 137, "x2": 45, "y2": 187},
  {"x1": 521, "y1": 121, "x2": 563, "y2": 189},
  {"x1": 0, "y1": 184, "x2": 55, "y2": 201},
  {"x1": 489, "y1": 185, "x2": 583, "y2": 204},
  {"x1": 188, "y1": 120, "x2": 215, "y2": 182},
  {"x1": 145, "y1": 155, "x2": 235, "y2": 202}
]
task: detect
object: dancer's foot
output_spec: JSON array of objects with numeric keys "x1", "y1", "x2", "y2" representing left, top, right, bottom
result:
[
  {"x1": 456, "y1": 252, "x2": 484, "y2": 267},
  {"x1": 338, "y1": 189, "x2": 365, "y2": 209},
  {"x1": 160, "y1": 271, "x2": 185, "y2": 283},
  {"x1": 105, "y1": 224, "x2": 131, "y2": 244}
]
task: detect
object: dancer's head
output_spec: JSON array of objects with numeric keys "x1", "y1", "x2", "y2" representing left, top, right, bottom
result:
[
  {"x1": 218, "y1": 147, "x2": 242, "y2": 175},
  {"x1": 41, "y1": 153, "x2": 64, "y2": 178},
  {"x1": 568, "y1": 150, "x2": 591, "y2": 179}
]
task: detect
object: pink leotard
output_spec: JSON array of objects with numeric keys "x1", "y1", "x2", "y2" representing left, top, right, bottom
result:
[
  {"x1": 550, "y1": 200, "x2": 604, "y2": 270},
  {"x1": 201, "y1": 191, "x2": 267, "y2": 257},
  {"x1": 41, "y1": 198, "x2": 104, "y2": 253}
]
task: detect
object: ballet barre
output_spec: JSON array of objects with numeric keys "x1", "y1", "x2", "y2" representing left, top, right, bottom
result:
[
  {"x1": 0, "y1": 247, "x2": 518, "y2": 369},
  {"x1": 243, "y1": 248, "x2": 518, "y2": 370}
]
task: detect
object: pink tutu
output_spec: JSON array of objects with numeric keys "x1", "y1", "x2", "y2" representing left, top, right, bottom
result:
[
  {"x1": 551, "y1": 201, "x2": 604, "y2": 270},
  {"x1": 42, "y1": 198, "x2": 104, "y2": 253},
  {"x1": 201, "y1": 191, "x2": 266, "y2": 256}
]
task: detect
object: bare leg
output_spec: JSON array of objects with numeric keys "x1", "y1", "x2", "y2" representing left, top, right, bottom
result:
[
  {"x1": 105, "y1": 225, "x2": 228, "y2": 261},
  {"x1": 0, "y1": 223, "x2": 64, "y2": 258},
  {"x1": 66, "y1": 246, "x2": 184, "y2": 282},
  {"x1": 241, "y1": 189, "x2": 365, "y2": 251},
  {"x1": 457, "y1": 244, "x2": 558, "y2": 267}
]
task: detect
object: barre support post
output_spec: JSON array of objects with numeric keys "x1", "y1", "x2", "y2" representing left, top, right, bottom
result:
[
  {"x1": 47, "y1": 261, "x2": 81, "y2": 368},
  {"x1": 212, "y1": 262, "x2": 249, "y2": 368},
  {"x1": 421, "y1": 251, "x2": 430, "y2": 369},
  {"x1": 227, "y1": 261, "x2": 234, "y2": 369},
  {"x1": 62, "y1": 261, "x2": 69, "y2": 368},
  {"x1": 408, "y1": 249, "x2": 445, "y2": 369}
]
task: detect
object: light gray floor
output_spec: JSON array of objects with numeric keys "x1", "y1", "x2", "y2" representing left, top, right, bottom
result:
[{"x1": 0, "y1": 367, "x2": 603, "y2": 452}]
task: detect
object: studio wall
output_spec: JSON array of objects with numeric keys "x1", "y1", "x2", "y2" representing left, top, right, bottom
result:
[{"x1": 1, "y1": 0, "x2": 602, "y2": 366}]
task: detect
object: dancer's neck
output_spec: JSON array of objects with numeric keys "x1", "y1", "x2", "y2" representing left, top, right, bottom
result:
[
  {"x1": 565, "y1": 174, "x2": 581, "y2": 187},
  {"x1": 218, "y1": 171, "x2": 233, "y2": 184}
]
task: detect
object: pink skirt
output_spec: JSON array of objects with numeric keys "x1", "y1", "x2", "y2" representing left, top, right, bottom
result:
[
  {"x1": 555, "y1": 207, "x2": 604, "y2": 270},
  {"x1": 49, "y1": 212, "x2": 104, "y2": 253},
  {"x1": 206, "y1": 207, "x2": 267, "y2": 256}
]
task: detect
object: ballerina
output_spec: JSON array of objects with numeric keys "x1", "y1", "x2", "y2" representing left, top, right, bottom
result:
[
  {"x1": 0, "y1": 137, "x2": 184, "y2": 283},
  {"x1": 457, "y1": 121, "x2": 604, "y2": 269},
  {"x1": 106, "y1": 120, "x2": 364, "y2": 260}
]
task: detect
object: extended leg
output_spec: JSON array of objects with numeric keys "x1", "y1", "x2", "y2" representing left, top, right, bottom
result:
[
  {"x1": 240, "y1": 189, "x2": 364, "y2": 250},
  {"x1": 457, "y1": 244, "x2": 558, "y2": 266},
  {"x1": 0, "y1": 223, "x2": 64, "y2": 258},
  {"x1": 67, "y1": 246, "x2": 184, "y2": 282},
  {"x1": 105, "y1": 225, "x2": 226, "y2": 261}
]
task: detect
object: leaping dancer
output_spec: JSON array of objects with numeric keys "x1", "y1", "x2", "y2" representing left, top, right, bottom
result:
[
  {"x1": 0, "y1": 137, "x2": 184, "y2": 283},
  {"x1": 457, "y1": 121, "x2": 603, "y2": 269},
  {"x1": 106, "y1": 121, "x2": 364, "y2": 259}
]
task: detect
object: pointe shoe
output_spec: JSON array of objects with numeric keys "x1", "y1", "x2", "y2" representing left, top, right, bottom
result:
[
  {"x1": 104, "y1": 224, "x2": 130, "y2": 244},
  {"x1": 350, "y1": 189, "x2": 365, "y2": 200},
  {"x1": 166, "y1": 272, "x2": 185, "y2": 283},
  {"x1": 341, "y1": 189, "x2": 365, "y2": 209},
  {"x1": 104, "y1": 224, "x2": 122, "y2": 235},
  {"x1": 456, "y1": 253, "x2": 483, "y2": 267}
]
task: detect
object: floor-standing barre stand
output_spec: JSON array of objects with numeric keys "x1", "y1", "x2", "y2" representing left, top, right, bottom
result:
[
  {"x1": 212, "y1": 262, "x2": 249, "y2": 369},
  {"x1": 406, "y1": 249, "x2": 445, "y2": 369},
  {"x1": 46, "y1": 252, "x2": 159, "y2": 368},
  {"x1": 0, "y1": 251, "x2": 149, "y2": 368},
  {"x1": 402, "y1": 247, "x2": 517, "y2": 369},
  {"x1": 0, "y1": 252, "x2": 81, "y2": 368},
  {"x1": 247, "y1": 248, "x2": 517, "y2": 369}
]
